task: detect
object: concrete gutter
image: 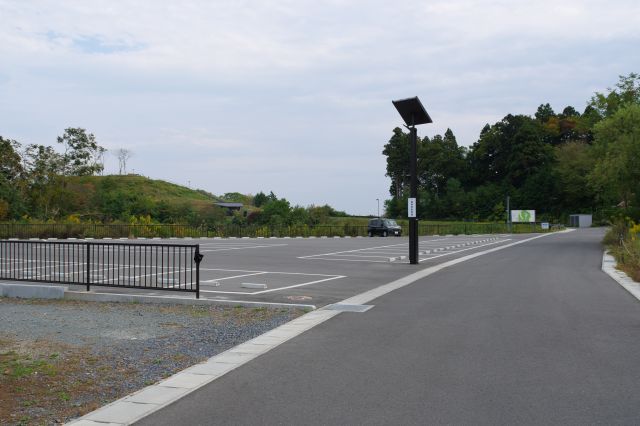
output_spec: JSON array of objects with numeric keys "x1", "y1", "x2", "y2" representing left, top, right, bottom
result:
[{"x1": 601, "y1": 251, "x2": 640, "y2": 302}]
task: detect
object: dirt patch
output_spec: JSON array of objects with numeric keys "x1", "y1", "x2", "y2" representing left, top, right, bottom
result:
[{"x1": 0, "y1": 298, "x2": 305, "y2": 425}]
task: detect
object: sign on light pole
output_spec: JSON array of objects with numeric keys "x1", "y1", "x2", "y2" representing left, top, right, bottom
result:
[
  {"x1": 408, "y1": 198, "x2": 416, "y2": 218},
  {"x1": 392, "y1": 96, "x2": 432, "y2": 265}
]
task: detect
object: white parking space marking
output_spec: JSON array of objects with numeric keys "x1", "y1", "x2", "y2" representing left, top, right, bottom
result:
[
  {"x1": 298, "y1": 243, "x2": 406, "y2": 260},
  {"x1": 299, "y1": 236, "x2": 505, "y2": 263},
  {"x1": 197, "y1": 268, "x2": 345, "y2": 295},
  {"x1": 199, "y1": 244, "x2": 287, "y2": 253},
  {"x1": 201, "y1": 272, "x2": 268, "y2": 283},
  {"x1": 417, "y1": 239, "x2": 510, "y2": 262}
]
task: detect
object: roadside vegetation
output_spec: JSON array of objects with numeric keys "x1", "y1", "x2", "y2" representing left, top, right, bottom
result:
[
  {"x1": 604, "y1": 220, "x2": 640, "y2": 282},
  {"x1": 382, "y1": 73, "x2": 640, "y2": 225}
]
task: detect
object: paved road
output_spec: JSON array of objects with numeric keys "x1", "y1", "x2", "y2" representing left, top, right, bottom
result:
[{"x1": 138, "y1": 228, "x2": 640, "y2": 425}]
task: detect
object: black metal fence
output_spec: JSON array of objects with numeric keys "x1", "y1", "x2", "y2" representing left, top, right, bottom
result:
[
  {"x1": 0, "y1": 222, "x2": 560, "y2": 239},
  {"x1": 0, "y1": 240, "x2": 203, "y2": 298}
]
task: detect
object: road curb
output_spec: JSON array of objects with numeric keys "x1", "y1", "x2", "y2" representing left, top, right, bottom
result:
[
  {"x1": 601, "y1": 251, "x2": 640, "y2": 302},
  {"x1": 0, "y1": 283, "x2": 64, "y2": 299},
  {"x1": 63, "y1": 290, "x2": 316, "y2": 310}
]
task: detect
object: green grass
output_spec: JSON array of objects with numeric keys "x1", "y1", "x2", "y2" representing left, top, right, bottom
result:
[
  {"x1": 0, "y1": 356, "x2": 57, "y2": 379},
  {"x1": 70, "y1": 174, "x2": 220, "y2": 209},
  {"x1": 605, "y1": 225, "x2": 640, "y2": 282}
]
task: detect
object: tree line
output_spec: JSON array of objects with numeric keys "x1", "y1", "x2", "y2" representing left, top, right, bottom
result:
[
  {"x1": 0, "y1": 127, "x2": 349, "y2": 226},
  {"x1": 383, "y1": 73, "x2": 640, "y2": 223},
  {"x1": 0, "y1": 128, "x2": 105, "y2": 220}
]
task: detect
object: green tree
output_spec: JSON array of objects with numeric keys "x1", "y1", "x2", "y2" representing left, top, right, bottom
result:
[
  {"x1": 553, "y1": 141, "x2": 596, "y2": 213},
  {"x1": 589, "y1": 104, "x2": 640, "y2": 214},
  {"x1": 382, "y1": 128, "x2": 410, "y2": 198},
  {"x1": 23, "y1": 144, "x2": 67, "y2": 218},
  {"x1": 0, "y1": 137, "x2": 26, "y2": 218},
  {"x1": 57, "y1": 128, "x2": 105, "y2": 176},
  {"x1": 253, "y1": 191, "x2": 268, "y2": 207},
  {"x1": 468, "y1": 114, "x2": 552, "y2": 188},
  {"x1": 589, "y1": 73, "x2": 640, "y2": 118},
  {"x1": 261, "y1": 198, "x2": 291, "y2": 225},
  {"x1": 535, "y1": 103, "x2": 555, "y2": 123},
  {"x1": 443, "y1": 178, "x2": 467, "y2": 219},
  {"x1": 418, "y1": 129, "x2": 466, "y2": 195}
]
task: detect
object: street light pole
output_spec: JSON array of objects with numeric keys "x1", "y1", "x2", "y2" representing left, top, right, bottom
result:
[
  {"x1": 409, "y1": 118, "x2": 418, "y2": 264},
  {"x1": 376, "y1": 198, "x2": 380, "y2": 218},
  {"x1": 392, "y1": 96, "x2": 432, "y2": 265}
]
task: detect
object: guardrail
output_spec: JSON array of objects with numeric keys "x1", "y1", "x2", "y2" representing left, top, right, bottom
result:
[
  {"x1": 0, "y1": 222, "x2": 562, "y2": 239},
  {"x1": 0, "y1": 240, "x2": 203, "y2": 298}
]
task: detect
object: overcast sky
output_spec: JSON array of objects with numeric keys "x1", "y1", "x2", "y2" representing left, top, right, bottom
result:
[{"x1": 1, "y1": 1, "x2": 639, "y2": 215}]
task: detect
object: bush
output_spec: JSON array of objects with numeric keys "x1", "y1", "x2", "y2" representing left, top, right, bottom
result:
[{"x1": 604, "y1": 220, "x2": 640, "y2": 282}]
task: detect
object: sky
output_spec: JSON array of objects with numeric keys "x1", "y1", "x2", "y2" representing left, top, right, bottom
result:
[{"x1": 1, "y1": 1, "x2": 639, "y2": 215}]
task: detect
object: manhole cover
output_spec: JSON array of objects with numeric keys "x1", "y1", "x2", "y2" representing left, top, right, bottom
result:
[{"x1": 286, "y1": 295, "x2": 313, "y2": 301}]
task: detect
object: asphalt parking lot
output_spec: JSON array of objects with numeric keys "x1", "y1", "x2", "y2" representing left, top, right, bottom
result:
[
  {"x1": 140, "y1": 234, "x2": 532, "y2": 307},
  {"x1": 2, "y1": 234, "x2": 539, "y2": 307}
]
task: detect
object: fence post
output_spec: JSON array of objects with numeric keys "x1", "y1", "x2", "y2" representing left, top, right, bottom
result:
[
  {"x1": 86, "y1": 242, "x2": 91, "y2": 292},
  {"x1": 194, "y1": 245, "x2": 203, "y2": 299}
]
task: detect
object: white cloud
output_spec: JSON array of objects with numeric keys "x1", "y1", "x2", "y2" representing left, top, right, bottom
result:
[{"x1": 0, "y1": 0, "x2": 638, "y2": 212}]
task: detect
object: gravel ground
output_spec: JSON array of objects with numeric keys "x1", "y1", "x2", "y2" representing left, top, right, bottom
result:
[{"x1": 0, "y1": 297, "x2": 305, "y2": 425}]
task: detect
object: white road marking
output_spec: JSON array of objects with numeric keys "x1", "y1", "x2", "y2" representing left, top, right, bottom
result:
[
  {"x1": 201, "y1": 272, "x2": 268, "y2": 283},
  {"x1": 200, "y1": 275, "x2": 346, "y2": 295},
  {"x1": 297, "y1": 243, "x2": 406, "y2": 259},
  {"x1": 200, "y1": 244, "x2": 287, "y2": 253},
  {"x1": 417, "y1": 239, "x2": 510, "y2": 261}
]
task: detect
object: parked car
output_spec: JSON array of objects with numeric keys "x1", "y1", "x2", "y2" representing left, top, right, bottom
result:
[{"x1": 368, "y1": 218, "x2": 402, "y2": 237}]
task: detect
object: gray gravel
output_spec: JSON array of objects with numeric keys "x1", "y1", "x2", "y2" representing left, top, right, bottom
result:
[{"x1": 0, "y1": 297, "x2": 304, "y2": 424}]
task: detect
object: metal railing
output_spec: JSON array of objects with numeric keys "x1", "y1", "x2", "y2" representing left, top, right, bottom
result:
[
  {"x1": 0, "y1": 222, "x2": 561, "y2": 240},
  {"x1": 0, "y1": 240, "x2": 203, "y2": 298}
]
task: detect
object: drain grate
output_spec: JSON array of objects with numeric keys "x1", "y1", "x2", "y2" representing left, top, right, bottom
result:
[{"x1": 324, "y1": 304, "x2": 374, "y2": 313}]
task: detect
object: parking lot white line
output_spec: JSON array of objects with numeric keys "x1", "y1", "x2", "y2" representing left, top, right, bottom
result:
[
  {"x1": 358, "y1": 250, "x2": 408, "y2": 255},
  {"x1": 319, "y1": 254, "x2": 398, "y2": 259},
  {"x1": 202, "y1": 272, "x2": 268, "y2": 283},
  {"x1": 199, "y1": 268, "x2": 341, "y2": 277},
  {"x1": 251, "y1": 275, "x2": 346, "y2": 294},
  {"x1": 417, "y1": 239, "x2": 510, "y2": 261},
  {"x1": 199, "y1": 275, "x2": 345, "y2": 295},
  {"x1": 297, "y1": 243, "x2": 407, "y2": 259},
  {"x1": 302, "y1": 257, "x2": 391, "y2": 263},
  {"x1": 200, "y1": 244, "x2": 287, "y2": 253}
]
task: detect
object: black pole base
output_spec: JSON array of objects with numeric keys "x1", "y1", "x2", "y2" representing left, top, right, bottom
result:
[{"x1": 409, "y1": 218, "x2": 419, "y2": 264}]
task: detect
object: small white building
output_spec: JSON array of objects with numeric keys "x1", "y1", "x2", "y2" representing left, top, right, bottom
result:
[{"x1": 569, "y1": 214, "x2": 592, "y2": 228}]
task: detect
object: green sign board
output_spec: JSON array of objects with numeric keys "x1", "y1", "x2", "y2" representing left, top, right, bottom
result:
[{"x1": 511, "y1": 210, "x2": 536, "y2": 223}]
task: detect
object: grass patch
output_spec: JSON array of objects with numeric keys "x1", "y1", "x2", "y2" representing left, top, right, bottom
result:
[
  {"x1": 0, "y1": 300, "x2": 305, "y2": 424},
  {"x1": 604, "y1": 222, "x2": 640, "y2": 282}
]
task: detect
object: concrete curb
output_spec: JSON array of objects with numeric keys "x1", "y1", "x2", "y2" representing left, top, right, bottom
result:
[
  {"x1": 0, "y1": 282, "x2": 316, "y2": 310},
  {"x1": 601, "y1": 251, "x2": 640, "y2": 302},
  {"x1": 64, "y1": 290, "x2": 316, "y2": 310},
  {"x1": 0, "y1": 283, "x2": 64, "y2": 299}
]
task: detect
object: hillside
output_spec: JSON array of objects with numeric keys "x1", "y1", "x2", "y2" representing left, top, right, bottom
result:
[{"x1": 58, "y1": 175, "x2": 228, "y2": 223}]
